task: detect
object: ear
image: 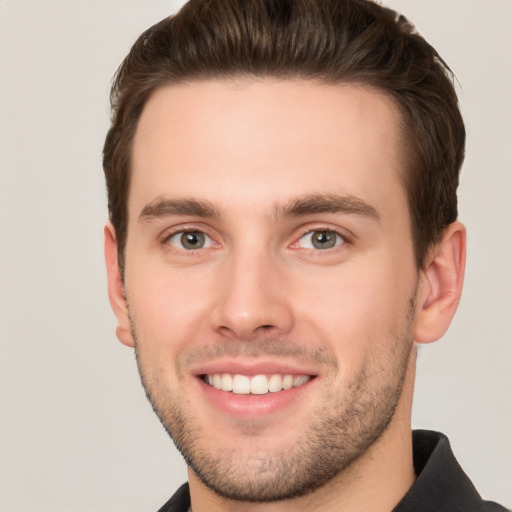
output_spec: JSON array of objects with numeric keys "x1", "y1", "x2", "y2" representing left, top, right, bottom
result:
[
  {"x1": 104, "y1": 223, "x2": 135, "y2": 347},
  {"x1": 414, "y1": 221, "x2": 466, "y2": 344}
]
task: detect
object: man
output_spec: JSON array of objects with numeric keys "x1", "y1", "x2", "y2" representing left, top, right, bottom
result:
[{"x1": 102, "y1": 0, "x2": 508, "y2": 511}]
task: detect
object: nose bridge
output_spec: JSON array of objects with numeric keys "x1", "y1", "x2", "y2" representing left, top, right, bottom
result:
[{"x1": 211, "y1": 239, "x2": 293, "y2": 339}]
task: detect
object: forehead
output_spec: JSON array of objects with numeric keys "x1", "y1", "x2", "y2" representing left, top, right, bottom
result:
[{"x1": 130, "y1": 79, "x2": 406, "y2": 220}]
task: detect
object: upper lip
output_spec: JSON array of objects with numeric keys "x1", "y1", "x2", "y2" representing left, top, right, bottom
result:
[{"x1": 191, "y1": 359, "x2": 319, "y2": 378}]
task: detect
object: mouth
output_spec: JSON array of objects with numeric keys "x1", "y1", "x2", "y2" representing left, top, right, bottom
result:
[{"x1": 202, "y1": 373, "x2": 312, "y2": 395}]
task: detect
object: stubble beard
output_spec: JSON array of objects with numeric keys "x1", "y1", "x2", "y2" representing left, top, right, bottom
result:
[{"x1": 131, "y1": 304, "x2": 416, "y2": 503}]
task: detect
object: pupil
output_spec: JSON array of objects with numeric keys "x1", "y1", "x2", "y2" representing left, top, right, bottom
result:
[
  {"x1": 181, "y1": 232, "x2": 205, "y2": 249},
  {"x1": 313, "y1": 231, "x2": 335, "y2": 249}
]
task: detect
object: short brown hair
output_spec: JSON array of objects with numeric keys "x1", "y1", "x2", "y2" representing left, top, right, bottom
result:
[{"x1": 103, "y1": 0, "x2": 465, "y2": 271}]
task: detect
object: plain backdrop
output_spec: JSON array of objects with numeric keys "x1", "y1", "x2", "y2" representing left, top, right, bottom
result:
[{"x1": 0, "y1": 1, "x2": 511, "y2": 510}]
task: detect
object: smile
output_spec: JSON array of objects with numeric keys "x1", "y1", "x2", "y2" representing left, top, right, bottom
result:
[{"x1": 203, "y1": 373, "x2": 312, "y2": 395}]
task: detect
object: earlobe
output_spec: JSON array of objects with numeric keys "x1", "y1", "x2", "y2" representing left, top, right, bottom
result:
[
  {"x1": 104, "y1": 223, "x2": 135, "y2": 348},
  {"x1": 414, "y1": 221, "x2": 466, "y2": 344}
]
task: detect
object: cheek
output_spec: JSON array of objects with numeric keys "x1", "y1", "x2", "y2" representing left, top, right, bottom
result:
[
  {"x1": 297, "y1": 267, "x2": 398, "y2": 315},
  {"x1": 291, "y1": 257, "x2": 415, "y2": 345},
  {"x1": 125, "y1": 265, "x2": 214, "y2": 355}
]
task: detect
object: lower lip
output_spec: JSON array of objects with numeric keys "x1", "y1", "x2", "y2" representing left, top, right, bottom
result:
[{"x1": 196, "y1": 377, "x2": 315, "y2": 418}]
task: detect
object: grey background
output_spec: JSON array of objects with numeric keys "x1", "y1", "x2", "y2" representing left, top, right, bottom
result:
[{"x1": 1, "y1": 1, "x2": 510, "y2": 510}]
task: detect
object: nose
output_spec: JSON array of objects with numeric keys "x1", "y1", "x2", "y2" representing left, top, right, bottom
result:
[{"x1": 210, "y1": 245, "x2": 294, "y2": 341}]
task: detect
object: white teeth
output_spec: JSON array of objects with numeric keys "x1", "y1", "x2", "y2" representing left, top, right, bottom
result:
[
  {"x1": 250, "y1": 375, "x2": 268, "y2": 395},
  {"x1": 232, "y1": 374, "x2": 251, "y2": 394},
  {"x1": 282, "y1": 375, "x2": 293, "y2": 390},
  {"x1": 220, "y1": 373, "x2": 233, "y2": 391},
  {"x1": 268, "y1": 374, "x2": 283, "y2": 393},
  {"x1": 205, "y1": 373, "x2": 311, "y2": 394},
  {"x1": 293, "y1": 375, "x2": 308, "y2": 387}
]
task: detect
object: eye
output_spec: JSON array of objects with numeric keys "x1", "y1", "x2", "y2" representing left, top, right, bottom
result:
[
  {"x1": 166, "y1": 230, "x2": 214, "y2": 250},
  {"x1": 297, "y1": 230, "x2": 345, "y2": 250}
]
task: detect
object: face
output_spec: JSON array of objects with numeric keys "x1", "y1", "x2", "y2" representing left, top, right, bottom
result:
[{"x1": 116, "y1": 80, "x2": 421, "y2": 501}]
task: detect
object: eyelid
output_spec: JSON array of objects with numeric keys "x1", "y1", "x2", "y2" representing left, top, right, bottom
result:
[
  {"x1": 158, "y1": 222, "x2": 352, "y2": 254},
  {"x1": 293, "y1": 223, "x2": 353, "y2": 243},
  {"x1": 167, "y1": 230, "x2": 214, "y2": 249},
  {"x1": 288, "y1": 224, "x2": 354, "y2": 255},
  {"x1": 161, "y1": 224, "x2": 220, "y2": 253},
  {"x1": 160, "y1": 223, "x2": 216, "y2": 240}
]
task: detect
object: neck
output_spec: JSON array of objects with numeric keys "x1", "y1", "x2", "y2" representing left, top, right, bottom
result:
[{"x1": 189, "y1": 349, "x2": 417, "y2": 512}]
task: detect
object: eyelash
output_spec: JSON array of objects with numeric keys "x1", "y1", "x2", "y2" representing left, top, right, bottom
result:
[
  {"x1": 161, "y1": 225, "x2": 352, "y2": 255},
  {"x1": 162, "y1": 227, "x2": 217, "y2": 255},
  {"x1": 293, "y1": 227, "x2": 350, "y2": 251}
]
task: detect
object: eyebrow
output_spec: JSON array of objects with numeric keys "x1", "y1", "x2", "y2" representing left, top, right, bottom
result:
[
  {"x1": 138, "y1": 192, "x2": 380, "y2": 223},
  {"x1": 138, "y1": 197, "x2": 221, "y2": 222},
  {"x1": 277, "y1": 193, "x2": 380, "y2": 221}
]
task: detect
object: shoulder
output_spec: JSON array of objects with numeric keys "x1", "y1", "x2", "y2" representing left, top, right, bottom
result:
[
  {"x1": 157, "y1": 483, "x2": 190, "y2": 512},
  {"x1": 480, "y1": 502, "x2": 510, "y2": 512},
  {"x1": 393, "y1": 430, "x2": 510, "y2": 512}
]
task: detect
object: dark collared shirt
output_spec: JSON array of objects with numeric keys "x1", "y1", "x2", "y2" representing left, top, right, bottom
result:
[{"x1": 157, "y1": 430, "x2": 509, "y2": 512}]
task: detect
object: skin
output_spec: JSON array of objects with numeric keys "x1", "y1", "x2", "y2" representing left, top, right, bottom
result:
[{"x1": 105, "y1": 79, "x2": 466, "y2": 512}]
